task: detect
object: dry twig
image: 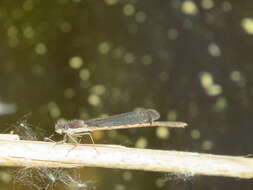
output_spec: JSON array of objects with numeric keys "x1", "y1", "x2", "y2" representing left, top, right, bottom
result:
[{"x1": 0, "y1": 136, "x2": 253, "y2": 179}]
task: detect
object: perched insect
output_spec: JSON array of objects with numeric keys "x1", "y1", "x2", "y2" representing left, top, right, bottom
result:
[{"x1": 55, "y1": 109, "x2": 187, "y2": 145}]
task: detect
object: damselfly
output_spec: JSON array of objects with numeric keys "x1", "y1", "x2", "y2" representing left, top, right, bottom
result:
[{"x1": 55, "y1": 109, "x2": 187, "y2": 145}]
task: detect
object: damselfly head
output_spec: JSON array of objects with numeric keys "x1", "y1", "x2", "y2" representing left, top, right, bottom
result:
[{"x1": 55, "y1": 120, "x2": 69, "y2": 134}]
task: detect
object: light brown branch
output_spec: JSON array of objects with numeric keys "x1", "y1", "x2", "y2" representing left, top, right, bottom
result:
[{"x1": 0, "y1": 136, "x2": 253, "y2": 179}]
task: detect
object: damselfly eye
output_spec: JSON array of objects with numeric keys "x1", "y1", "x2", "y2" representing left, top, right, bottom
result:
[{"x1": 63, "y1": 125, "x2": 69, "y2": 130}]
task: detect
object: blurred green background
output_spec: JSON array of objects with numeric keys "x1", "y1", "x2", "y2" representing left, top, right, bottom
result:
[{"x1": 0, "y1": 0, "x2": 253, "y2": 189}]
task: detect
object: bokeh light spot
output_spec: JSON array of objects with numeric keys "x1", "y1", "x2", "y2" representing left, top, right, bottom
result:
[
  {"x1": 23, "y1": 0, "x2": 34, "y2": 11},
  {"x1": 156, "y1": 127, "x2": 170, "y2": 139},
  {"x1": 201, "y1": 0, "x2": 214, "y2": 10},
  {"x1": 7, "y1": 26, "x2": 18, "y2": 38},
  {"x1": 122, "y1": 171, "x2": 132, "y2": 181},
  {"x1": 123, "y1": 52, "x2": 135, "y2": 64},
  {"x1": 206, "y1": 84, "x2": 222, "y2": 96},
  {"x1": 104, "y1": 0, "x2": 119, "y2": 5},
  {"x1": 181, "y1": 1, "x2": 198, "y2": 15},
  {"x1": 141, "y1": 54, "x2": 152, "y2": 65},
  {"x1": 91, "y1": 85, "x2": 106, "y2": 95},
  {"x1": 200, "y1": 71, "x2": 213, "y2": 88},
  {"x1": 135, "y1": 137, "x2": 148, "y2": 148},
  {"x1": 98, "y1": 41, "x2": 111, "y2": 55},
  {"x1": 59, "y1": 21, "x2": 72, "y2": 33},
  {"x1": 135, "y1": 11, "x2": 146, "y2": 23},
  {"x1": 190, "y1": 129, "x2": 201, "y2": 139},
  {"x1": 213, "y1": 97, "x2": 227, "y2": 111},
  {"x1": 23, "y1": 26, "x2": 34, "y2": 39},
  {"x1": 69, "y1": 56, "x2": 83, "y2": 69},
  {"x1": 167, "y1": 110, "x2": 177, "y2": 121},
  {"x1": 123, "y1": 4, "x2": 135, "y2": 16},
  {"x1": 202, "y1": 140, "x2": 213, "y2": 150},
  {"x1": 79, "y1": 68, "x2": 90, "y2": 81},
  {"x1": 208, "y1": 43, "x2": 221, "y2": 57},
  {"x1": 241, "y1": 18, "x2": 253, "y2": 34},
  {"x1": 230, "y1": 71, "x2": 241, "y2": 82},
  {"x1": 112, "y1": 47, "x2": 124, "y2": 59},
  {"x1": 35, "y1": 43, "x2": 47, "y2": 55},
  {"x1": 88, "y1": 94, "x2": 101, "y2": 106},
  {"x1": 48, "y1": 102, "x2": 61, "y2": 118},
  {"x1": 114, "y1": 184, "x2": 125, "y2": 190},
  {"x1": 221, "y1": 1, "x2": 232, "y2": 11}
]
